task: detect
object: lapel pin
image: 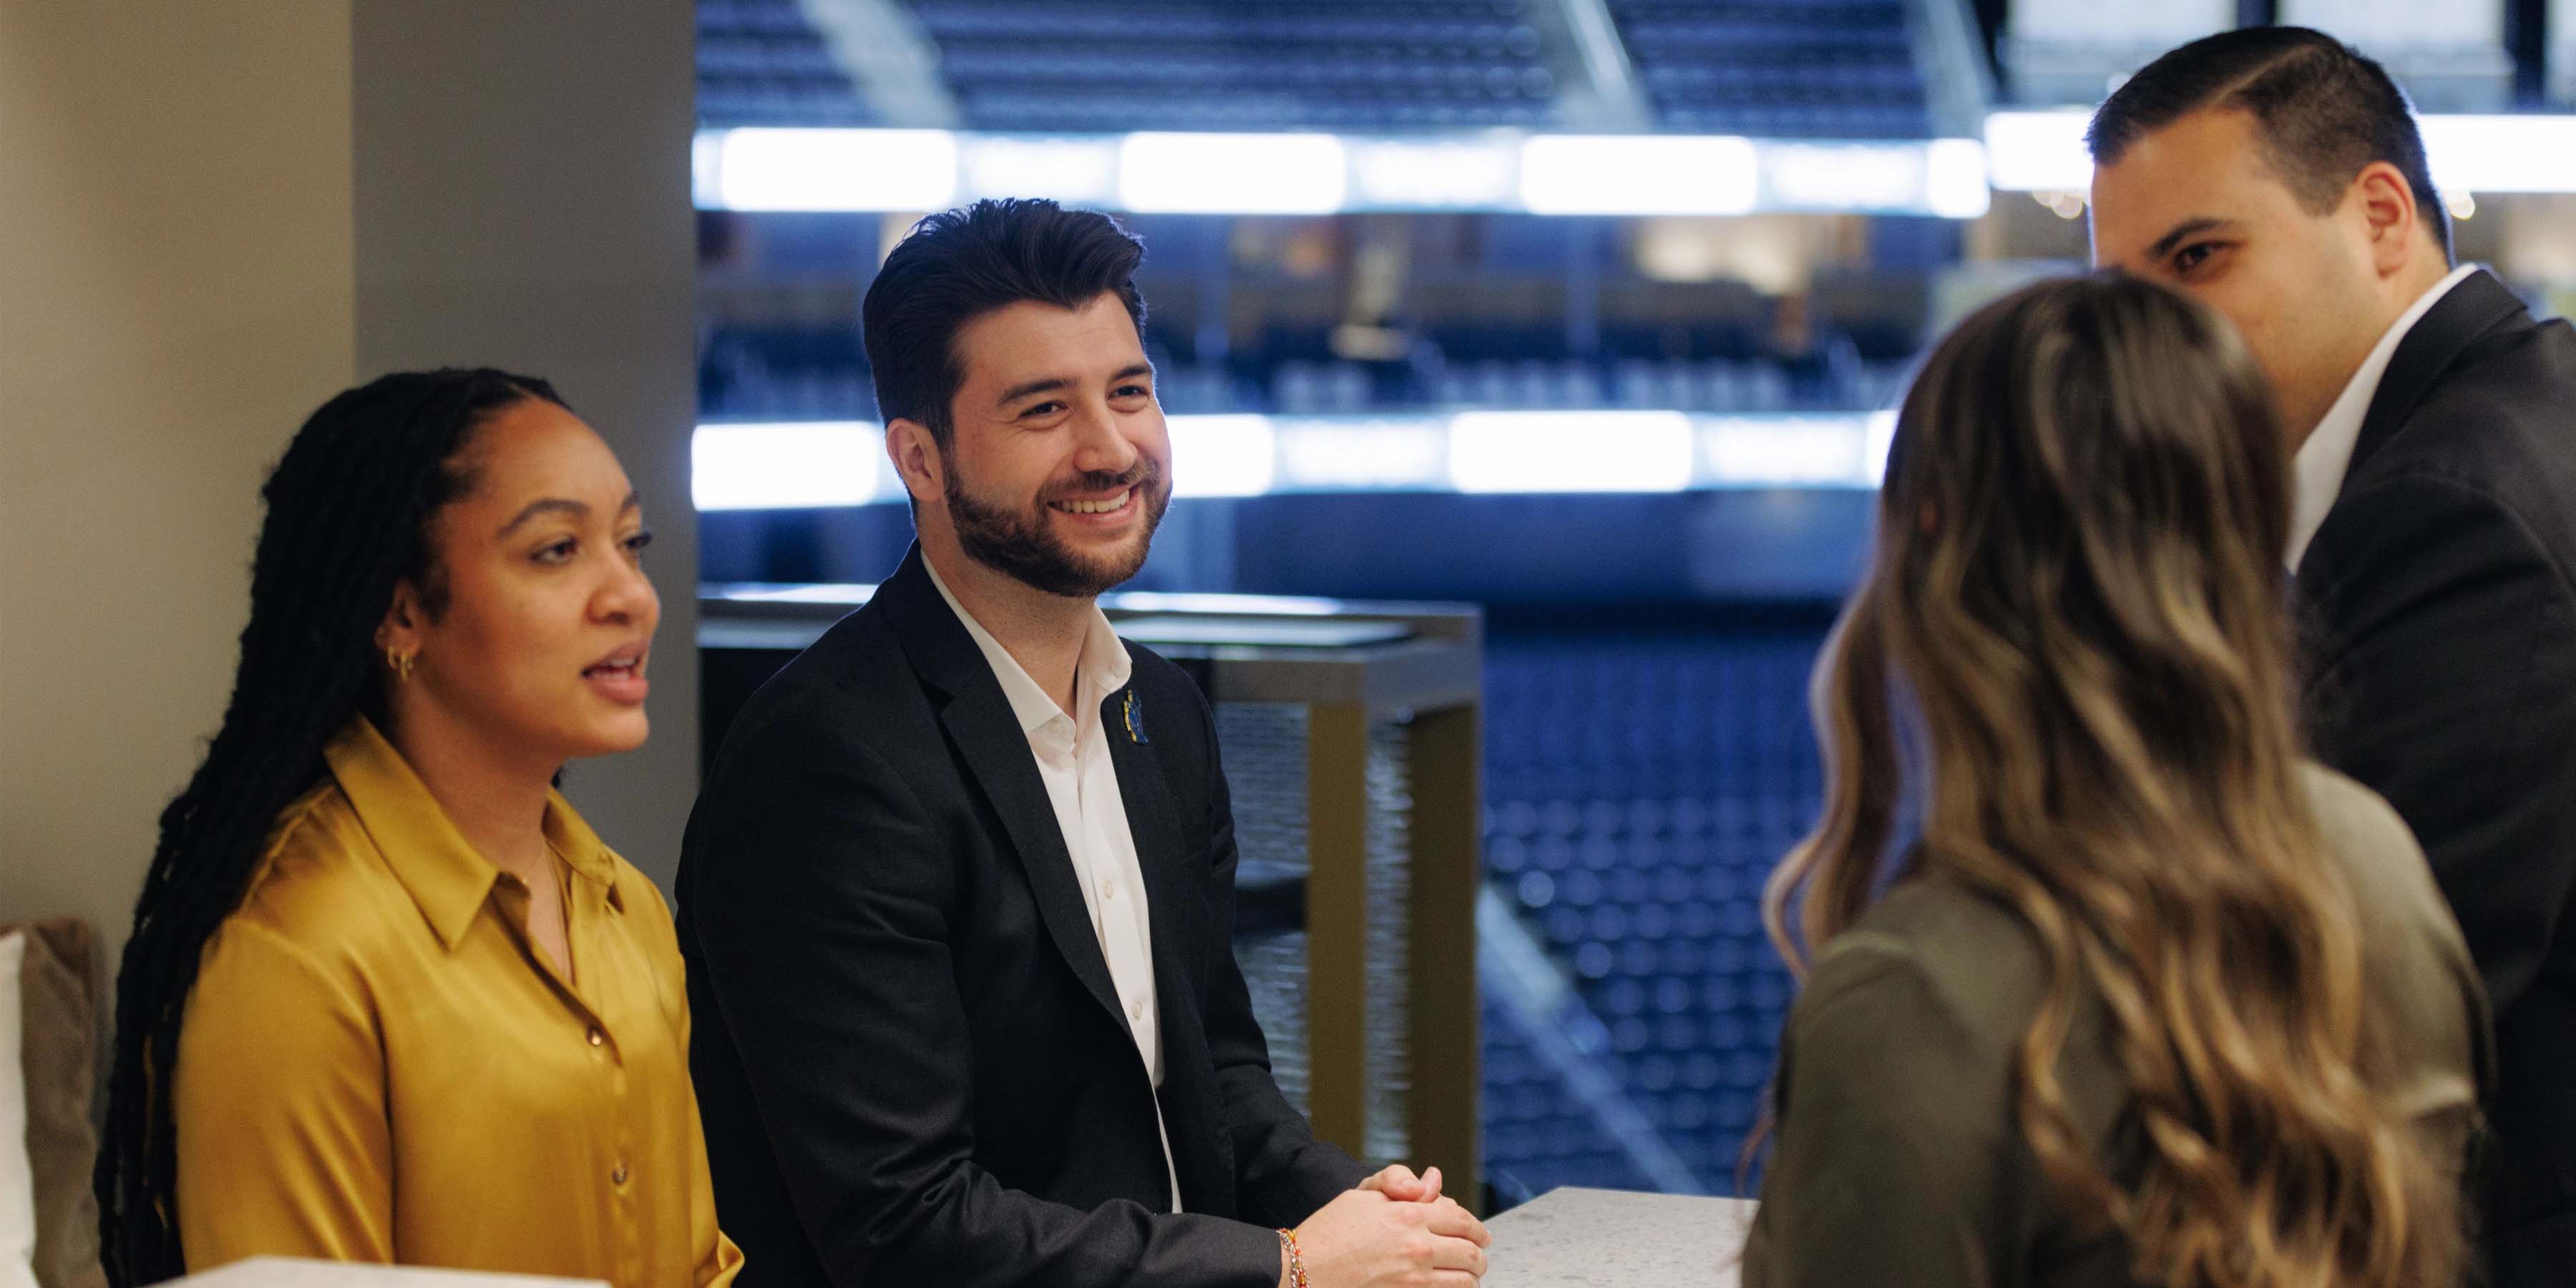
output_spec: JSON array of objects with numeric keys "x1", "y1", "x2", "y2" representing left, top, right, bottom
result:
[{"x1": 1122, "y1": 689, "x2": 1148, "y2": 744}]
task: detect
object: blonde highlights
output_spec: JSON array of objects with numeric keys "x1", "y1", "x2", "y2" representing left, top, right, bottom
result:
[{"x1": 1765, "y1": 276, "x2": 2462, "y2": 1287}]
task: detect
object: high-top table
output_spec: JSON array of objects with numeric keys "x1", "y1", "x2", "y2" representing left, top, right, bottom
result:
[{"x1": 1485, "y1": 1187, "x2": 1760, "y2": 1287}]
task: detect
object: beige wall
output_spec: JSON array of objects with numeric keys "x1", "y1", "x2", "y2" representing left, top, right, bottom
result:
[
  {"x1": 0, "y1": 2, "x2": 698, "y2": 982},
  {"x1": 351, "y1": 0, "x2": 702, "y2": 887},
  {"x1": 0, "y1": 1, "x2": 361, "y2": 947}
]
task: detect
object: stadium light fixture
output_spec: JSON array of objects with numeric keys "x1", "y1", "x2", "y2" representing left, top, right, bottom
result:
[
  {"x1": 703, "y1": 128, "x2": 958, "y2": 212},
  {"x1": 694, "y1": 114, "x2": 2576, "y2": 217},
  {"x1": 693, "y1": 411, "x2": 1905, "y2": 507},
  {"x1": 1985, "y1": 108, "x2": 2576, "y2": 195},
  {"x1": 1702, "y1": 416, "x2": 1874, "y2": 487},
  {"x1": 1518, "y1": 135, "x2": 1760, "y2": 215},
  {"x1": 693, "y1": 421, "x2": 888, "y2": 510},
  {"x1": 1924, "y1": 138, "x2": 1994, "y2": 218},
  {"x1": 2418, "y1": 115, "x2": 2576, "y2": 195},
  {"x1": 1982, "y1": 110, "x2": 2095, "y2": 193},
  {"x1": 1448, "y1": 410, "x2": 1697, "y2": 492},
  {"x1": 1118, "y1": 132, "x2": 1349, "y2": 214},
  {"x1": 959, "y1": 136, "x2": 1121, "y2": 206},
  {"x1": 696, "y1": 127, "x2": 2000, "y2": 217},
  {"x1": 1765, "y1": 142, "x2": 1922, "y2": 213},
  {"x1": 1752, "y1": 139, "x2": 1991, "y2": 215},
  {"x1": 1166, "y1": 414, "x2": 1279, "y2": 497},
  {"x1": 1348, "y1": 137, "x2": 1522, "y2": 209},
  {"x1": 1864, "y1": 409, "x2": 1900, "y2": 485},
  {"x1": 1277, "y1": 419, "x2": 1453, "y2": 489}
]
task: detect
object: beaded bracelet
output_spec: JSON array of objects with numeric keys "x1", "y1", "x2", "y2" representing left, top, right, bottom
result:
[{"x1": 1276, "y1": 1227, "x2": 1308, "y2": 1288}]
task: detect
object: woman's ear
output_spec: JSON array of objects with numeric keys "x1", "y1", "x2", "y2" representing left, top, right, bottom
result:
[{"x1": 376, "y1": 582, "x2": 426, "y2": 658}]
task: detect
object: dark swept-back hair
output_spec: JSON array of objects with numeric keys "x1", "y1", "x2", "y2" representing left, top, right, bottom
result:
[
  {"x1": 2088, "y1": 26, "x2": 2452, "y2": 263},
  {"x1": 1767, "y1": 276, "x2": 2463, "y2": 1287},
  {"x1": 97, "y1": 368, "x2": 565, "y2": 1285},
  {"x1": 861, "y1": 197, "x2": 1148, "y2": 447}
]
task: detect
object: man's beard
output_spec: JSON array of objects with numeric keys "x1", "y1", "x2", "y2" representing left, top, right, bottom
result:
[{"x1": 945, "y1": 455, "x2": 1170, "y2": 599}]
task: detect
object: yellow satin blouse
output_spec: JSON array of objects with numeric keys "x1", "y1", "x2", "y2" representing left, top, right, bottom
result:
[{"x1": 173, "y1": 717, "x2": 742, "y2": 1287}]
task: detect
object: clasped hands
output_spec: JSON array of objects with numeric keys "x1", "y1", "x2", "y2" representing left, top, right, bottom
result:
[{"x1": 1287, "y1": 1163, "x2": 1493, "y2": 1287}]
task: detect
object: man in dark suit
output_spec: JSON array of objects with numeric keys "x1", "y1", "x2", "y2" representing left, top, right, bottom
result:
[
  {"x1": 2087, "y1": 29, "x2": 2576, "y2": 1283},
  {"x1": 678, "y1": 199, "x2": 1491, "y2": 1288}
]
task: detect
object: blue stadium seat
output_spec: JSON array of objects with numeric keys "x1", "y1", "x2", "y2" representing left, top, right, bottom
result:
[
  {"x1": 1482, "y1": 975, "x2": 1669, "y2": 1196},
  {"x1": 909, "y1": 0, "x2": 1562, "y2": 133},
  {"x1": 697, "y1": 0, "x2": 876, "y2": 127},
  {"x1": 696, "y1": 0, "x2": 1941, "y2": 138},
  {"x1": 1479, "y1": 621, "x2": 1825, "y2": 1190},
  {"x1": 1607, "y1": 0, "x2": 1933, "y2": 137}
]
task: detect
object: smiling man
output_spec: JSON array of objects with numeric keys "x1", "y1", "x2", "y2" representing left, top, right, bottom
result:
[
  {"x1": 676, "y1": 200, "x2": 1489, "y2": 1288},
  {"x1": 2089, "y1": 29, "x2": 2576, "y2": 1284}
]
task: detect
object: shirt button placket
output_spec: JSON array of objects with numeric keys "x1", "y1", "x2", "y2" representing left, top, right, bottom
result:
[{"x1": 615, "y1": 1153, "x2": 639, "y2": 1288}]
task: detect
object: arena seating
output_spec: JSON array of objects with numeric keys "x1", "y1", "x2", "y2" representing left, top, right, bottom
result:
[
  {"x1": 697, "y1": 0, "x2": 1940, "y2": 140},
  {"x1": 1478, "y1": 622, "x2": 1827, "y2": 1191},
  {"x1": 697, "y1": 0, "x2": 878, "y2": 126},
  {"x1": 912, "y1": 0, "x2": 1561, "y2": 132},
  {"x1": 1609, "y1": 0, "x2": 1934, "y2": 137}
]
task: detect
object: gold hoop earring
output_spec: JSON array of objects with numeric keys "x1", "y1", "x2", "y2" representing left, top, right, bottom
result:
[{"x1": 388, "y1": 648, "x2": 416, "y2": 682}]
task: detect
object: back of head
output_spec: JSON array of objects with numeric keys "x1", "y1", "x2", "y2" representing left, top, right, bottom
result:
[
  {"x1": 2088, "y1": 26, "x2": 2450, "y2": 261},
  {"x1": 861, "y1": 197, "x2": 1147, "y2": 447},
  {"x1": 1767, "y1": 275, "x2": 2464, "y2": 1288},
  {"x1": 97, "y1": 367, "x2": 562, "y2": 1286},
  {"x1": 1880, "y1": 274, "x2": 2296, "y2": 769}
]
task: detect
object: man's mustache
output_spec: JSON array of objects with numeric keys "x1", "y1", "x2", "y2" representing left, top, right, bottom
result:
[{"x1": 1043, "y1": 459, "x2": 1161, "y2": 501}]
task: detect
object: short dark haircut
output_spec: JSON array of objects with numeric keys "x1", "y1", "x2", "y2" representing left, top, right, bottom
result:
[
  {"x1": 862, "y1": 198, "x2": 1149, "y2": 446},
  {"x1": 2088, "y1": 26, "x2": 2451, "y2": 263}
]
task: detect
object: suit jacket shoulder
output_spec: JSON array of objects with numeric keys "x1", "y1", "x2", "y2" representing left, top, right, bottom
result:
[
  {"x1": 706, "y1": 600, "x2": 912, "y2": 769},
  {"x1": 2312, "y1": 273, "x2": 2576, "y2": 594}
]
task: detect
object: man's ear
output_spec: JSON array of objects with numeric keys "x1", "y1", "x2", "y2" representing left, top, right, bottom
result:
[
  {"x1": 2351, "y1": 160, "x2": 2426, "y2": 279},
  {"x1": 886, "y1": 418, "x2": 947, "y2": 508}
]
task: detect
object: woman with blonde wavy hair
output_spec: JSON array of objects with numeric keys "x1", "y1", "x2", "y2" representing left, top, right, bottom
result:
[{"x1": 1742, "y1": 275, "x2": 2490, "y2": 1288}]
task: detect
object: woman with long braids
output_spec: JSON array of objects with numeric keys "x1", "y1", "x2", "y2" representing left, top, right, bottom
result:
[
  {"x1": 95, "y1": 370, "x2": 740, "y2": 1286},
  {"x1": 1744, "y1": 277, "x2": 2489, "y2": 1287}
]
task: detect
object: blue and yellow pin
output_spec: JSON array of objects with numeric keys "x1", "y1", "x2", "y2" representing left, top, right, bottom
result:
[{"x1": 1121, "y1": 690, "x2": 1148, "y2": 744}]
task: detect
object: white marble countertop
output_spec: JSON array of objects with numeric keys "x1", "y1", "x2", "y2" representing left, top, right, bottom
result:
[{"x1": 1483, "y1": 1186, "x2": 1759, "y2": 1287}]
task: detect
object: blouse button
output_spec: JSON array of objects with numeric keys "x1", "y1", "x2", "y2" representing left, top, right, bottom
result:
[
  {"x1": 587, "y1": 1027, "x2": 605, "y2": 1048},
  {"x1": 612, "y1": 1162, "x2": 630, "y2": 1186}
]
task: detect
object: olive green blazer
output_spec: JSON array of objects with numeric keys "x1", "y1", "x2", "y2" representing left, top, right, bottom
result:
[{"x1": 1742, "y1": 763, "x2": 2492, "y2": 1287}]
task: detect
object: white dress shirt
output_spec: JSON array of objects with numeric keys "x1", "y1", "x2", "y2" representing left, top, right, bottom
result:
[
  {"x1": 924, "y1": 556, "x2": 1183, "y2": 1212},
  {"x1": 2288, "y1": 263, "x2": 2482, "y2": 568}
]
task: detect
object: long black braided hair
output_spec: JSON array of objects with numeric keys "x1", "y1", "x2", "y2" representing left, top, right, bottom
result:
[{"x1": 96, "y1": 368, "x2": 567, "y2": 1284}]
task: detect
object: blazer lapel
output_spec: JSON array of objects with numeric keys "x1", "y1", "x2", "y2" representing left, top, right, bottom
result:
[
  {"x1": 940, "y1": 696, "x2": 1130, "y2": 1030},
  {"x1": 2345, "y1": 270, "x2": 2534, "y2": 483},
  {"x1": 1101, "y1": 671, "x2": 1239, "y2": 1214},
  {"x1": 1103, "y1": 677, "x2": 1191, "y2": 891},
  {"x1": 877, "y1": 547, "x2": 1127, "y2": 1033}
]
